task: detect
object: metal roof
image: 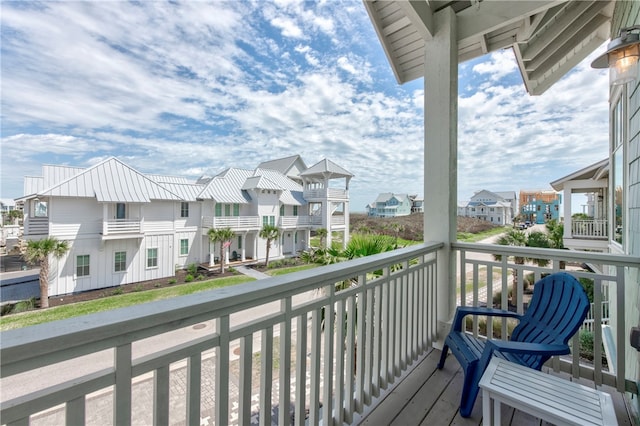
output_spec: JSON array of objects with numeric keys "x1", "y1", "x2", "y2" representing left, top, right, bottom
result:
[
  {"x1": 550, "y1": 158, "x2": 609, "y2": 191},
  {"x1": 300, "y1": 159, "x2": 354, "y2": 178},
  {"x1": 257, "y1": 155, "x2": 307, "y2": 174},
  {"x1": 363, "y1": 0, "x2": 613, "y2": 96},
  {"x1": 159, "y1": 183, "x2": 204, "y2": 201},
  {"x1": 34, "y1": 157, "x2": 183, "y2": 202}
]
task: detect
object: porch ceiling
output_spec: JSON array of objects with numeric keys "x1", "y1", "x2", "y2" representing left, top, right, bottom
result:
[{"x1": 363, "y1": 0, "x2": 614, "y2": 95}]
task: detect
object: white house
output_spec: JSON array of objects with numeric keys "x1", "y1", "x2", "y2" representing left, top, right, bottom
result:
[
  {"x1": 18, "y1": 155, "x2": 352, "y2": 297},
  {"x1": 458, "y1": 190, "x2": 516, "y2": 225}
]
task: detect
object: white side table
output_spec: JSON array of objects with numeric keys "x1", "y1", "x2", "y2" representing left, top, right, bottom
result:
[{"x1": 479, "y1": 357, "x2": 617, "y2": 426}]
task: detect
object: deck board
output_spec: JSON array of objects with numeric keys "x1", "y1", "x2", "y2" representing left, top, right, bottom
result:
[{"x1": 359, "y1": 349, "x2": 634, "y2": 425}]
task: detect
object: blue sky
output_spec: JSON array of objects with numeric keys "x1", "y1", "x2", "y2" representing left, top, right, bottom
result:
[{"x1": 1, "y1": 1, "x2": 611, "y2": 212}]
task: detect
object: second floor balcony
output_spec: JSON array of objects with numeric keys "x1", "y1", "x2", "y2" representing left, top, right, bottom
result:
[
  {"x1": 102, "y1": 219, "x2": 143, "y2": 240},
  {"x1": 2, "y1": 242, "x2": 638, "y2": 425},
  {"x1": 202, "y1": 216, "x2": 261, "y2": 231}
]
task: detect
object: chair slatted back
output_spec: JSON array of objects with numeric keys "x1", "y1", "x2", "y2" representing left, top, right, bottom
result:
[{"x1": 510, "y1": 272, "x2": 590, "y2": 369}]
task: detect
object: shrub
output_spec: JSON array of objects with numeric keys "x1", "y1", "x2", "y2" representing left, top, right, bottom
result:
[
  {"x1": 196, "y1": 274, "x2": 205, "y2": 281},
  {"x1": 579, "y1": 330, "x2": 594, "y2": 361},
  {"x1": 187, "y1": 263, "x2": 198, "y2": 275},
  {"x1": 168, "y1": 279, "x2": 177, "y2": 285},
  {"x1": 184, "y1": 274, "x2": 194, "y2": 283},
  {"x1": 112, "y1": 287, "x2": 124, "y2": 296},
  {"x1": 133, "y1": 284, "x2": 144, "y2": 292}
]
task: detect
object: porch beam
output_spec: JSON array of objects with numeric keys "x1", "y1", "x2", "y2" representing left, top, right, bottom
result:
[
  {"x1": 423, "y1": 5, "x2": 457, "y2": 345},
  {"x1": 397, "y1": 1, "x2": 435, "y2": 41}
]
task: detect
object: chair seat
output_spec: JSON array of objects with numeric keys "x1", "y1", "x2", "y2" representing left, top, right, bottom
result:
[{"x1": 445, "y1": 331, "x2": 528, "y2": 369}]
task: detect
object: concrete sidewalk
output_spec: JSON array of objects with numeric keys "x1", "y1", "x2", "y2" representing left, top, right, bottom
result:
[{"x1": 234, "y1": 265, "x2": 271, "y2": 280}]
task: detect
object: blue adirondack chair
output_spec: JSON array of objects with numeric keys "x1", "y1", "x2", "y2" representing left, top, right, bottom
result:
[{"x1": 437, "y1": 272, "x2": 590, "y2": 417}]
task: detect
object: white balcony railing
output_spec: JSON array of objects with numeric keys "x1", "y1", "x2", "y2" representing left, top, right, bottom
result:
[
  {"x1": 0, "y1": 243, "x2": 441, "y2": 425},
  {"x1": 303, "y1": 188, "x2": 348, "y2": 199},
  {"x1": 571, "y1": 219, "x2": 608, "y2": 239},
  {"x1": 452, "y1": 242, "x2": 640, "y2": 394},
  {"x1": 202, "y1": 216, "x2": 261, "y2": 230},
  {"x1": 25, "y1": 217, "x2": 49, "y2": 235},
  {"x1": 279, "y1": 215, "x2": 312, "y2": 227},
  {"x1": 103, "y1": 219, "x2": 142, "y2": 236}
]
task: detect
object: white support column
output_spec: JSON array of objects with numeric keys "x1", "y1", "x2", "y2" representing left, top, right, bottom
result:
[
  {"x1": 423, "y1": 6, "x2": 457, "y2": 346},
  {"x1": 241, "y1": 233, "x2": 246, "y2": 261},
  {"x1": 563, "y1": 185, "x2": 573, "y2": 240},
  {"x1": 344, "y1": 200, "x2": 350, "y2": 249}
]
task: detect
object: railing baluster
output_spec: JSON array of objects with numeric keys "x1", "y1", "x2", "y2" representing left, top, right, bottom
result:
[
  {"x1": 364, "y1": 283, "x2": 374, "y2": 406},
  {"x1": 186, "y1": 353, "x2": 201, "y2": 426},
  {"x1": 154, "y1": 365, "x2": 169, "y2": 426},
  {"x1": 322, "y1": 286, "x2": 334, "y2": 425},
  {"x1": 615, "y1": 266, "x2": 626, "y2": 393},
  {"x1": 293, "y1": 315, "x2": 306, "y2": 425},
  {"x1": 239, "y1": 334, "x2": 253, "y2": 425},
  {"x1": 114, "y1": 344, "x2": 132, "y2": 426},
  {"x1": 309, "y1": 308, "x2": 322, "y2": 425},
  {"x1": 344, "y1": 293, "x2": 356, "y2": 423},
  {"x1": 66, "y1": 396, "x2": 85, "y2": 426},
  {"x1": 215, "y1": 316, "x2": 230, "y2": 425},
  {"x1": 334, "y1": 299, "x2": 345, "y2": 425},
  {"x1": 280, "y1": 298, "x2": 292, "y2": 426},
  {"x1": 260, "y1": 327, "x2": 273, "y2": 426}
]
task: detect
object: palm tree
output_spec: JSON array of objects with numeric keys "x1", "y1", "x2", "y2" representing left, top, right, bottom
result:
[
  {"x1": 207, "y1": 227, "x2": 235, "y2": 273},
  {"x1": 259, "y1": 224, "x2": 281, "y2": 268},
  {"x1": 22, "y1": 237, "x2": 69, "y2": 308}
]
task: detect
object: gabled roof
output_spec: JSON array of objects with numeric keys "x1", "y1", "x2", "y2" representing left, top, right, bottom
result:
[
  {"x1": 300, "y1": 159, "x2": 353, "y2": 178},
  {"x1": 241, "y1": 175, "x2": 281, "y2": 191},
  {"x1": 550, "y1": 158, "x2": 609, "y2": 191},
  {"x1": 159, "y1": 183, "x2": 204, "y2": 202},
  {"x1": 26, "y1": 157, "x2": 183, "y2": 202},
  {"x1": 257, "y1": 155, "x2": 307, "y2": 176},
  {"x1": 197, "y1": 168, "x2": 253, "y2": 204},
  {"x1": 363, "y1": 0, "x2": 613, "y2": 95},
  {"x1": 375, "y1": 192, "x2": 408, "y2": 203}
]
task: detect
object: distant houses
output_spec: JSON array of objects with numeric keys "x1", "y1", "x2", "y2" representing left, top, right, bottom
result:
[
  {"x1": 518, "y1": 189, "x2": 561, "y2": 224},
  {"x1": 17, "y1": 155, "x2": 353, "y2": 297},
  {"x1": 458, "y1": 190, "x2": 517, "y2": 225},
  {"x1": 366, "y1": 193, "x2": 423, "y2": 217}
]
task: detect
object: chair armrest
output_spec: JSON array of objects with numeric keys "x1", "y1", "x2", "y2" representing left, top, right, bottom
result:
[
  {"x1": 485, "y1": 339, "x2": 570, "y2": 356},
  {"x1": 451, "y1": 306, "x2": 522, "y2": 331}
]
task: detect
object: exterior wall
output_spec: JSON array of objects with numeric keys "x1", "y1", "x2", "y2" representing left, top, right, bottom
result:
[{"x1": 609, "y1": 1, "x2": 640, "y2": 414}]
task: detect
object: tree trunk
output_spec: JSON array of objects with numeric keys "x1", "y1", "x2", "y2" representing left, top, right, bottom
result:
[
  {"x1": 219, "y1": 245, "x2": 225, "y2": 274},
  {"x1": 265, "y1": 241, "x2": 271, "y2": 267},
  {"x1": 39, "y1": 258, "x2": 49, "y2": 308}
]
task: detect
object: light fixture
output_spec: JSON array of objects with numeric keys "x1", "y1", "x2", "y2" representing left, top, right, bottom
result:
[{"x1": 592, "y1": 25, "x2": 640, "y2": 85}]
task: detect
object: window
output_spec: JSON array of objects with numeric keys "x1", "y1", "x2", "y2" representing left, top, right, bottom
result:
[
  {"x1": 280, "y1": 205, "x2": 285, "y2": 216},
  {"x1": 116, "y1": 203, "x2": 126, "y2": 219},
  {"x1": 262, "y1": 216, "x2": 275, "y2": 226},
  {"x1": 77, "y1": 255, "x2": 90, "y2": 277},
  {"x1": 180, "y1": 239, "x2": 189, "y2": 256},
  {"x1": 612, "y1": 93, "x2": 625, "y2": 246},
  {"x1": 147, "y1": 248, "x2": 158, "y2": 268},
  {"x1": 181, "y1": 202, "x2": 189, "y2": 218},
  {"x1": 225, "y1": 204, "x2": 231, "y2": 216},
  {"x1": 33, "y1": 200, "x2": 48, "y2": 217},
  {"x1": 114, "y1": 251, "x2": 126, "y2": 272},
  {"x1": 233, "y1": 203, "x2": 240, "y2": 216},
  {"x1": 215, "y1": 204, "x2": 222, "y2": 216},
  {"x1": 238, "y1": 236, "x2": 242, "y2": 249},
  {"x1": 293, "y1": 205, "x2": 298, "y2": 216}
]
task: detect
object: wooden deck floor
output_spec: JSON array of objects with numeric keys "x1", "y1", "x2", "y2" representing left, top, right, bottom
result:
[{"x1": 358, "y1": 349, "x2": 634, "y2": 425}]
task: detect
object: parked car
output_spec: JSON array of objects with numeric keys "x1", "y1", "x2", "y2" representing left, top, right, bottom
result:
[{"x1": 524, "y1": 221, "x2": 532, "y2": 228}]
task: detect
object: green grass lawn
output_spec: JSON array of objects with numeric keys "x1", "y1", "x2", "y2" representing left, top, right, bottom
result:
[
  {"x1": 267, "y1": 264, "x2": 320, "y2": 276},
  {"x1": 457, "y1": 226, "x2": 510, "y2": 242},
  {"x1": 0, "y1": 275, "x2": 254, "y2": 331}
]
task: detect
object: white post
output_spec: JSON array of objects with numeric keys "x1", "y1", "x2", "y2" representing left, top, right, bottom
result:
[
  {"x1": 563, "y1": 185, "x2": 573, "y2": 240},
  {"x1": 424, "y1": 6, "x2": 457, "y2": 346}
]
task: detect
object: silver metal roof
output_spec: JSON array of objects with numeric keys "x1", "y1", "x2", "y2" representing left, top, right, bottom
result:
[
  {"x1": 300, "y1": 159, "x2": 354, "y2": 178},
  {"x1": 34, "y1": 157, "x2": 183, "y2": 202}
]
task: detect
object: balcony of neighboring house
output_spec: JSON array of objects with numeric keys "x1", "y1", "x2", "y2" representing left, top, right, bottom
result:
[
  {"x1": 279, "y1": 215, "x2": 312, "y2": 228},
  {"x1": 101, "y1": 219, "x2": 144, "y2": 240},
  {"x1": 2, "y1": 242, "x2": 638, "y2": 425},
  {"x1": 201, "y1": 215, "x2": 261, "y2": 232},
  {"x1": 303, "y1": 187, "x2": 348, "y2": 200},
  {"x1": 23, "y1": 216, "x2": 49, "y2": 237}
]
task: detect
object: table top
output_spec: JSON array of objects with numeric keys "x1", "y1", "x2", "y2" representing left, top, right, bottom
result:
[{"x1": 479, "y1": 357, "x2": 617, "y2": 426}]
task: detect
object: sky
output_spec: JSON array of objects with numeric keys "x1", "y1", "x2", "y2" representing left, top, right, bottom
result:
[{"x1": 1, "y1": 0, "x2": 611, "y2": 213}]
